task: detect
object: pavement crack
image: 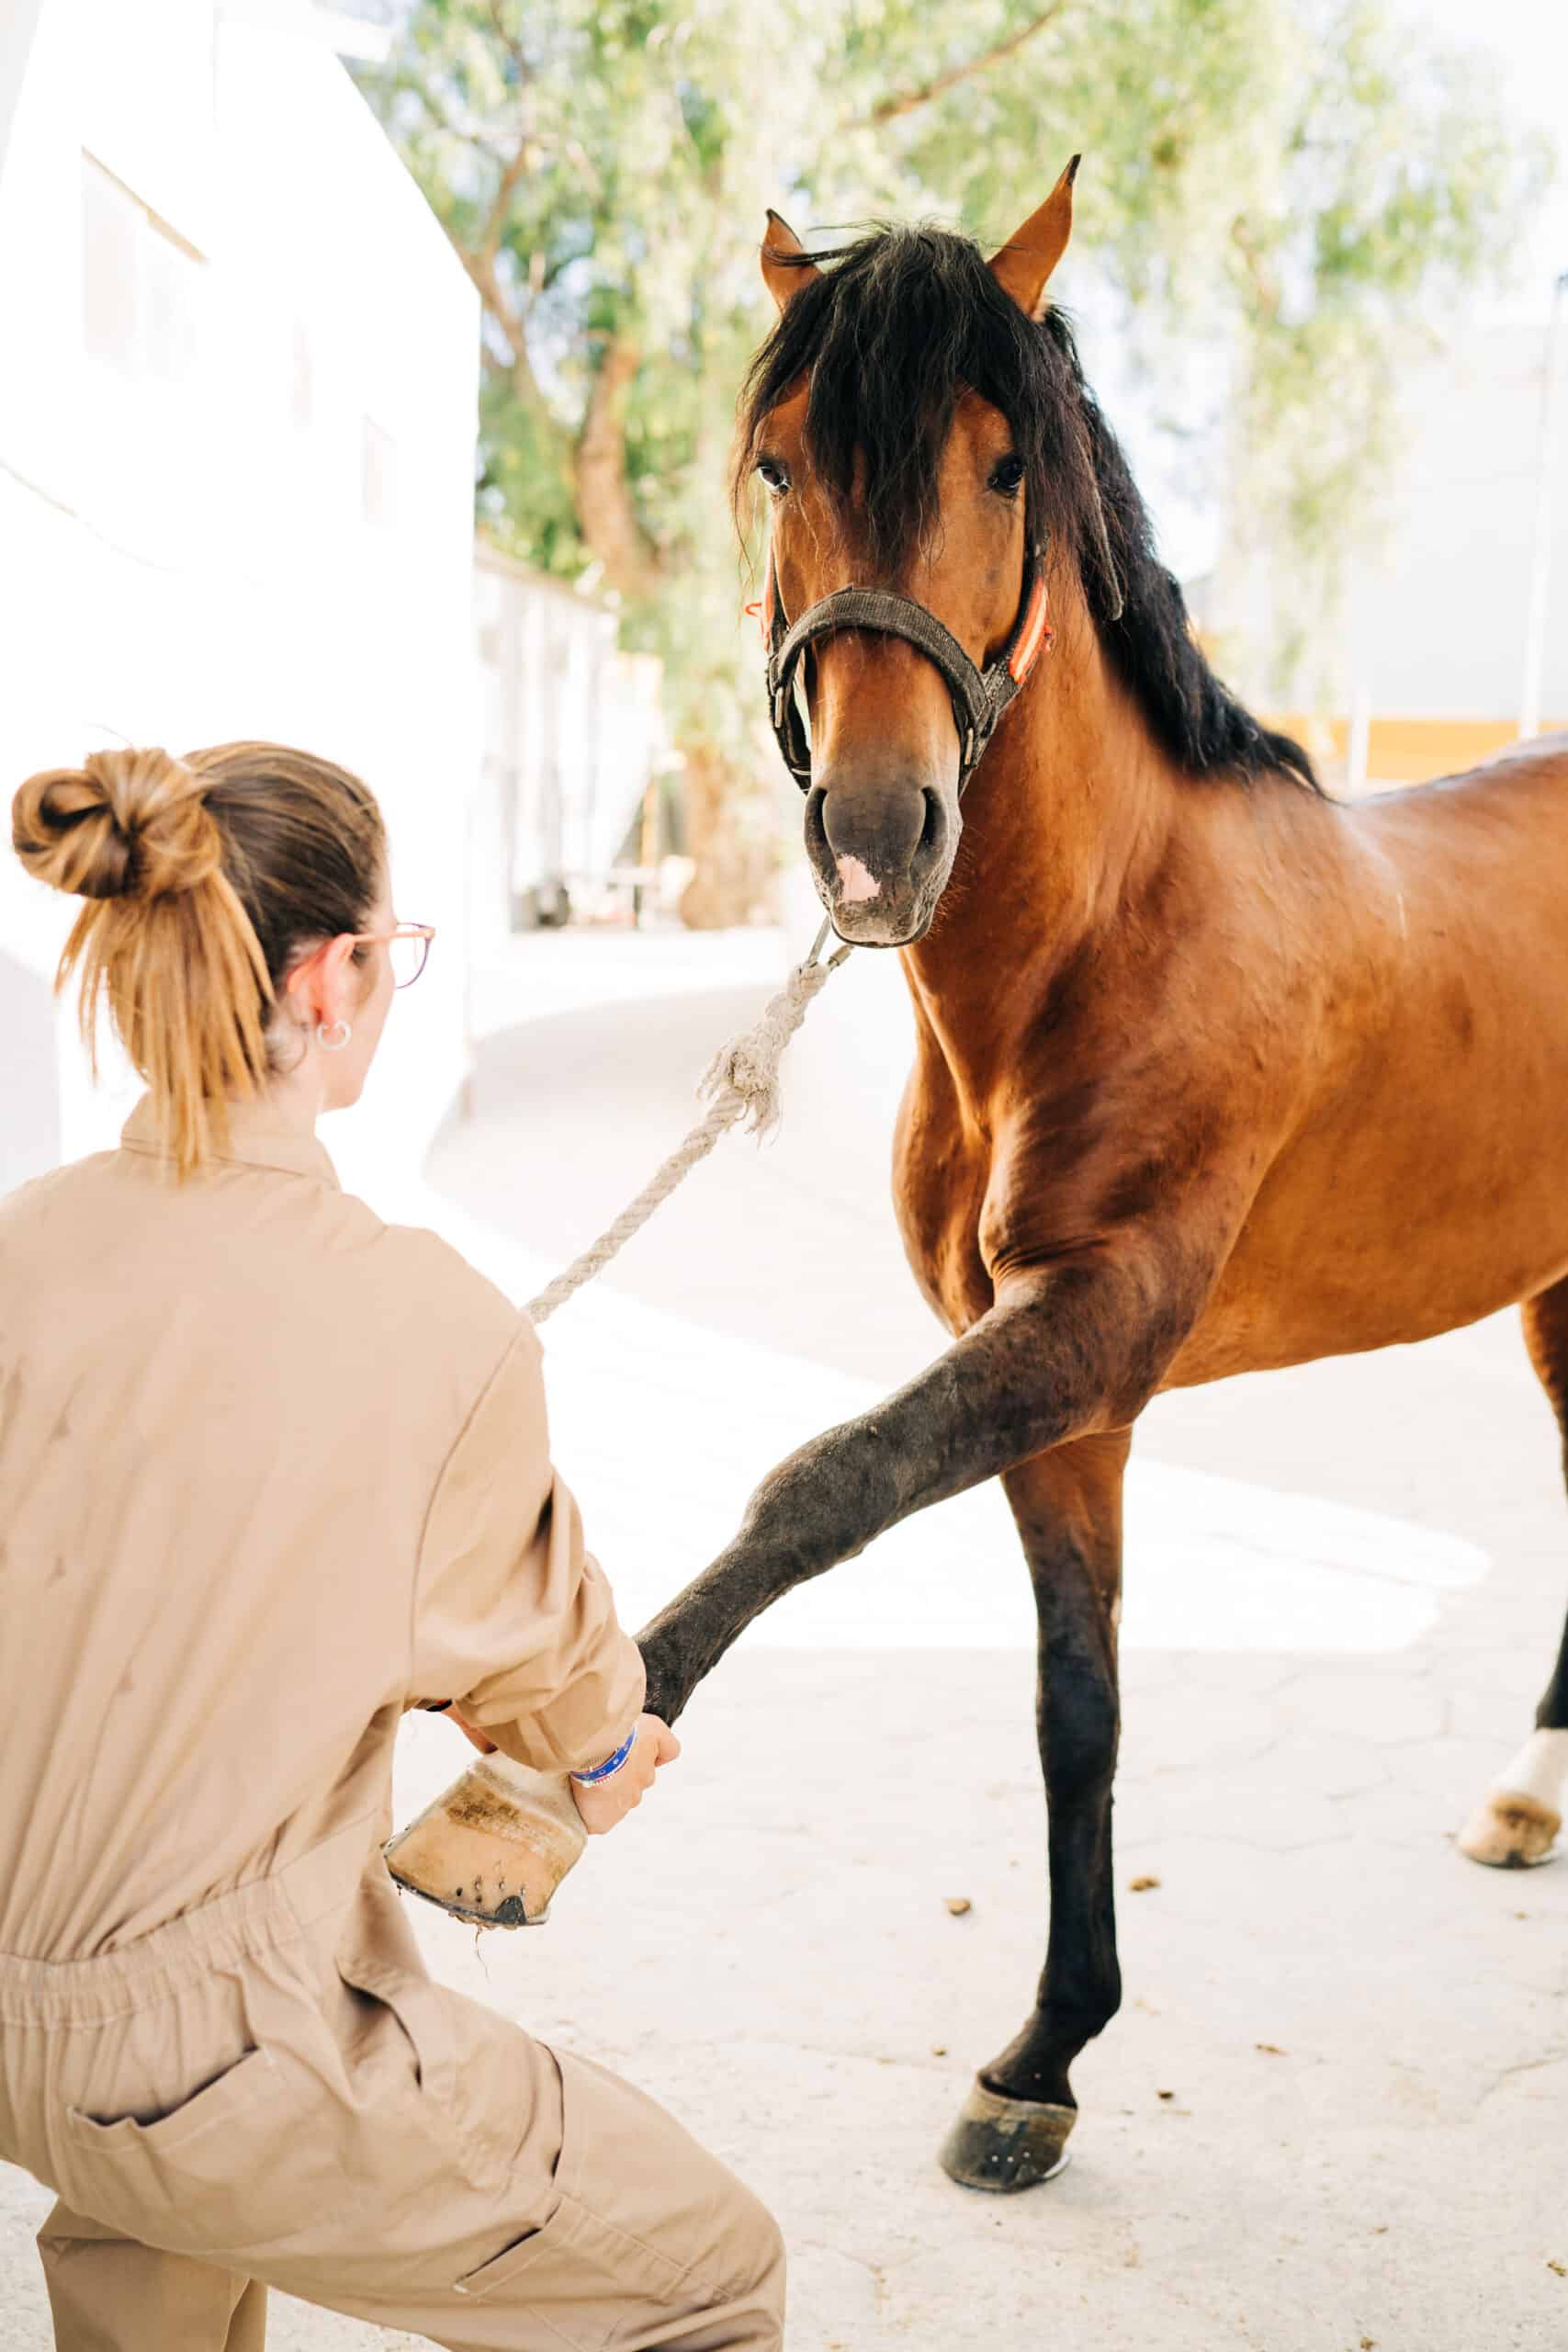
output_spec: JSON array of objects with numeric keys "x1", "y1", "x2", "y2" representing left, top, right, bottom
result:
[
  {"x1": 1479, "y1": 2046, "x2": 1568, "y2": 2101},
  {"x1": 795, "y1": 2237, "x2": 893, "y2": 2310}
]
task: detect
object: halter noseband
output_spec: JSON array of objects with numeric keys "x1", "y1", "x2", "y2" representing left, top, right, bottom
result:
[{"x1": 758, "y1": 545, "x2": 1053, "y2": 797}]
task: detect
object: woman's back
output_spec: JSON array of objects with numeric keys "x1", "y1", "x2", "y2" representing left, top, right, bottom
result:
[
  {"x1": 3, "y1": 734, "x2": 779, "y2": 2350},
  {"x1": 0, "y1": 1096, "x2": 517, "y2": 1960}
]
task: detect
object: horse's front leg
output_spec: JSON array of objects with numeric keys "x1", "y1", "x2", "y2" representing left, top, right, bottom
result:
[
  {"x1": 637, "y1": 1251, "x2": 1190, "y2": 1721},
  {"x1": 939, "y1": 1430, "x2": 1129, "y2": 2193}
]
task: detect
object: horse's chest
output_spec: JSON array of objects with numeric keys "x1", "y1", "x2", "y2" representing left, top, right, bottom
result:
[{"x1": 891, "y1": 1075, "x2": 995, "y2": 1336}]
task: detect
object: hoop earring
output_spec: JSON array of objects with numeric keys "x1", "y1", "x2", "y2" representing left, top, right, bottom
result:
[{"x1": 317, "y1": 1018, "x2": 353, "y2": 1053}]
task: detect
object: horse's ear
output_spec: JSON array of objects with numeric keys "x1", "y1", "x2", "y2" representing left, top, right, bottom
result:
[
  {"x1": 988, "y1": 155, "x2": 1081, "y2": 319},
  {"x1": 761, "y1": 209, "x2": 820, "y2": 313}
]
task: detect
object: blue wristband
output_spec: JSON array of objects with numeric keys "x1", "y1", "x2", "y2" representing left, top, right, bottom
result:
[{"x1": 570, "y1": 1727, "x2": 637, "y2": 1787}]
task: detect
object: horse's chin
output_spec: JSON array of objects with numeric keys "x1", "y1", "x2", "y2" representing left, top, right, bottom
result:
[
  {"x1": 824, "y1": 894, "x2": 935, "y2": 949},
  {"x1": 812, "y1": 855, "x2": 948, "y2": 949}
]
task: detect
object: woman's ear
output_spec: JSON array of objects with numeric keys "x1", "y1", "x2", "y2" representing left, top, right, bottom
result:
[{"x1": 285, "y1": 934, "x2": 358, "y2": 1031}]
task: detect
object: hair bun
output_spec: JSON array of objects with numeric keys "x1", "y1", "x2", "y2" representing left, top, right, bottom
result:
[{"x1": 12, "y1": 746, "x2": 222, "y2": 902}]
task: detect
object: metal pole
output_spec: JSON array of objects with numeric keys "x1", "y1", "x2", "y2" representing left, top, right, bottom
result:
[{"x1": 1519, "y1": 269, "x2": 1568, "y2": 741}]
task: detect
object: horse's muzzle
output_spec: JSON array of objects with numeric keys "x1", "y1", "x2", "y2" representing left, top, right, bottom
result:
[{"x1": 807, "y1": 776, "x2": 954, "y2": 945}]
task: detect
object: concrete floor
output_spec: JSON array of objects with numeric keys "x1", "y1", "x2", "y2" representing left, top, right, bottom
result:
[{"x1": 5, "y1": 928, "x2": 1566, "y2": 2349}]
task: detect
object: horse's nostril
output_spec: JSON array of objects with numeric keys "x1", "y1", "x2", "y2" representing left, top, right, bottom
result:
[
  {"x1": 919, "y1": 790, "x2": 943, "y2": 858},
  {"x1": 805, "y1": 787, "x2": 829, "y2": 864}
]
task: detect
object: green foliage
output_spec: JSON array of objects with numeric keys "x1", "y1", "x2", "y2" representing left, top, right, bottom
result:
[{"x1": 356, "y1": 0, "x2": 1550, "y2": 742}]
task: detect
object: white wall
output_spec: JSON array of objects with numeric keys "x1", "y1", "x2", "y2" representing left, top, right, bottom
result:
[
  {"x1": 1196, "y1": 318, "x2": 1568, "y2": 729},
  {"x1": 0, "y1": 0, "x2": 479, "y2": 1195},
  {"x1": 0, "y1": 0, "x2": 46, "y2": 175},
  {"x1": 1343, "y1": 323, "x2": 1568, "y2": 723}
]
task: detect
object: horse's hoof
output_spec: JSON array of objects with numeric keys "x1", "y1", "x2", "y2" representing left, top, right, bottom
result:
[
  {"x1": 1458, "y1": 1791, "x2": 1561, "y2": 1869},
  {"x1": 938, "y1": 2081, "x2": 1076, "y2": 2193}
]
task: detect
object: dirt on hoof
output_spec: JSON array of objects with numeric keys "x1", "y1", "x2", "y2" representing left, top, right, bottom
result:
[
  {"x1": 1456, "y1": 1792, "x2": 1562, "y2": 1870},
  {"x1": 938, "y1": 2081, "x2": 1076, "y2": 2194}
]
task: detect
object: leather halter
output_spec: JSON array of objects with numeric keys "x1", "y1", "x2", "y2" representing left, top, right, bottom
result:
[{"x1": 757, "y1": 544, "x2": 1052, "y2": 797}]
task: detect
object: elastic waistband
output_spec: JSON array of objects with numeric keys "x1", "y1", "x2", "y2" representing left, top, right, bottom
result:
[{"x1": 0, "y1": 1815, "x2": 377, "y2": 2026}]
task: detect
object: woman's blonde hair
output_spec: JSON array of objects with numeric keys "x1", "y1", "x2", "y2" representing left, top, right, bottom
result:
[{"x1": 12, "y1": 741, "x2": 385, "y2": 1179}]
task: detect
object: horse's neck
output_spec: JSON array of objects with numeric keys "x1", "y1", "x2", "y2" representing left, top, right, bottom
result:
[{"x1": 898, "y1": 604, "x2": 1177, "y2": 1102}]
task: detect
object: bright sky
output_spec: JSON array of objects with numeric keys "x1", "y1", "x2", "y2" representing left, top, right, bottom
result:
[
  {"x1": 1409, "y1": 0, "x2": 1568, "y2": 320},
  {"x1": 1105, "y1": 2, "x2": 1568, "y2": 581}
]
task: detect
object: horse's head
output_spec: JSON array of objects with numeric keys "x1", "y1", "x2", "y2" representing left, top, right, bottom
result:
[{"x1": 735, "y1": 165, "x2": 1081, "y2": 948}]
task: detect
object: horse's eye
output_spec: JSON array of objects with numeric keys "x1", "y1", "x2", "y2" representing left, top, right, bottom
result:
[
  {"x1": 756, "y1": 458, "x2": 790, "y2": 496},
  {"x1": 989, "y1": 455, "x2": 1025, "y2": 498}
]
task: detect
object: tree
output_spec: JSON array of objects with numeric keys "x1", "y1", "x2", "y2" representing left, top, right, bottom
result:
[{"x1": 355, "y1": 0, "x2": 1546, "y2": 915}]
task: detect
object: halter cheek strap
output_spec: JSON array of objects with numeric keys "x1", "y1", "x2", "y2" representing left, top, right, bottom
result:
[{"x1": 759, "y1": 546, "x2": 1052, "y2": 797}]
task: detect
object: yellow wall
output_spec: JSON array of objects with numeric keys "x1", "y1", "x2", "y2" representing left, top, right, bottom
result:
[{"x1": 1263, "y1": 714, "x2": 1568, "y2": 789}]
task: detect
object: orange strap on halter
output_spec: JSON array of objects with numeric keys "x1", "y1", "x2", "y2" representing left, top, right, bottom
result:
[
  {"x1": 744, "y1": 567, "x2": 779, "y2": 647},
  {"x1": 1009, "y1": 574, "x2": 1052, "y2": 683}
]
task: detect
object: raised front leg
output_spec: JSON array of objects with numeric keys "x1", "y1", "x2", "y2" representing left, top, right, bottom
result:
[
  {"x1": 940, "y1": 1431, "x2": 1128, "y2": 2192},
  {"x1": 637, "y1": 1250, "x2": 1194, "y2": 1724}
]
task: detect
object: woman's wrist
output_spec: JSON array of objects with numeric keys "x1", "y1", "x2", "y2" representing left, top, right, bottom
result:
[{"x1": 569, "y1": 1725, "x2": 637, "y2": 1786}]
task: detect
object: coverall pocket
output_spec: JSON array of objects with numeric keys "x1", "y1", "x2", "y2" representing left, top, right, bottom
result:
[
  {"x1": 65, "y1": 2044, "x2": 283, "y2": 2152},
  {"x1": 333, "y1": 1947, "x2": 456, "y2": 2111},
  {"x1": 332, "y1": 1945, "x2": 519, "y2": 2203},
  {"x1": 61, "y1": 2044, "x2": 330, "y2": 2256},
  {"x1": 453, "y1": 2191, "x2": 578, "y2": 2303},
  {"x1": 455, "y1": 2199, "x2": 722, "y2": 2348}
]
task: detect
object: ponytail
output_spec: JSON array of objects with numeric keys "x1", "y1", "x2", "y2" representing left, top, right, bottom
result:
[{"x1": 12, "y1": 741, "x2": 385, "y2": 1179}]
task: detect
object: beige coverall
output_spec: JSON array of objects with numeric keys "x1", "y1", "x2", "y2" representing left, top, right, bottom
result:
[{"x1": 0, "y1": 1096, "x2": 784, "y2": 2351}]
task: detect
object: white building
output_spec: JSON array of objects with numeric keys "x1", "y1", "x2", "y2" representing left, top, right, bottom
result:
[
  {"x1": 0, "y1": 0, "x2": 480, "y2": 1195},
  {"x1": 1332, "y1": 317, "x2": 1568, "y2": 776},
  {"x1": 472, "y1": 542, "x2": 668, "y2": 944}
]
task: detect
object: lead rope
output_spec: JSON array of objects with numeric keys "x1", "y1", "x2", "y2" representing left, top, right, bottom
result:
[{"x1": 525, "y1": 920, "x2": 855, "y2": 1326}]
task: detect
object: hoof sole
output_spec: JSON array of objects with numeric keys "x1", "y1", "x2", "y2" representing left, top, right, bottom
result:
[
  {"x1": 1457, "y1": 1792, "x2": 1561, "y2": 1870},
  {"x1": 939, "y1": 2082, "x2": 1076, "y2": 2194}
]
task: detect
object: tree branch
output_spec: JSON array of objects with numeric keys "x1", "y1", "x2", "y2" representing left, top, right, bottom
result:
[
  {"x1": 480, "y1": 133, "x2": 533, "y2": 268},
  {"x1": 573, "y1": 337, "x2": 665, "y2": 598},
  {"x1": 395, "y1": 35, "x2": 563, "y2": 472},
  {"x1": 1230, "y1": 215, "x2": 1280, "y2": 322},
  {"x1": 447, "y1": 211, "x2": 557, "y2": 437},
  {"x1": 852, "y1": 2, "x2": 1071, "y2": 130},
  {"x1": 485, "y1": 0, "x2": 529, "y2": 84}
]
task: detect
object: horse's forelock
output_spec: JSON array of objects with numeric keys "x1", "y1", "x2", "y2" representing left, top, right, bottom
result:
[
  {"x1": 731, "y1": 222, "x2": 1318, "y2": 794},
  {"x1": 734, "y1": 224, "x2": 1090, "y2": 580}
]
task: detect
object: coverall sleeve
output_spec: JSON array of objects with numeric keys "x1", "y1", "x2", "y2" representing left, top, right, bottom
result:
[{"x1": 411, "y1": 1321, "x2": 646, "y2": 1774}]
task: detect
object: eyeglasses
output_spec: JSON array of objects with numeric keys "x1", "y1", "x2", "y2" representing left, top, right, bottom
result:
[{"x1": 351, "y1": 922, "x2": 435, "y2": 989}]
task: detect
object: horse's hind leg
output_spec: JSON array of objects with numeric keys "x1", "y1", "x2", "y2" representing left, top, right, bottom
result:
[
  {"x1": 1458, "y1": 1282, "x2": 1568, "y2": 1869},
  {"x1": 941, "y1": 1431, "x2": 1128, "y2": 2192}
]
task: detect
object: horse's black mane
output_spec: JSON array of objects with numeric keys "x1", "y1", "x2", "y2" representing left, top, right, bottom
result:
[{"x1": 734, "y1": 223, "x2": 1317, "y2": 793}]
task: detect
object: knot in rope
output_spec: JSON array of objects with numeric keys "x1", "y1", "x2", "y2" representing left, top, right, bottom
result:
[{"x1": 697, "y1": 943, "x2": 844, "y2": 1139}]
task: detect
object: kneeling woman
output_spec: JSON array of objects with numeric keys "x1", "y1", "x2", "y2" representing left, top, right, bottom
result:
[{"x1": 1, "y1": 743, "x2": 784, "y2": 2351}]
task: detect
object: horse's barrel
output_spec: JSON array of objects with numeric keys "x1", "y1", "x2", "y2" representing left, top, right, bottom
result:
[{"x1": 385, "y1": 1752, "x2": 586, "y2": 1927}]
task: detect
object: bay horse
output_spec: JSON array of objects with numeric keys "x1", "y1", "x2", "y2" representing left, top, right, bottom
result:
[{"x1": 637, "y1": 160, "x2": 1568, "y2": 2194}]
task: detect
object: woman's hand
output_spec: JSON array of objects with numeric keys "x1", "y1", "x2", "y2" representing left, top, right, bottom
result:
[{"x1": 570, "y1": 1713, "x2": 682, "y2": 1835}]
